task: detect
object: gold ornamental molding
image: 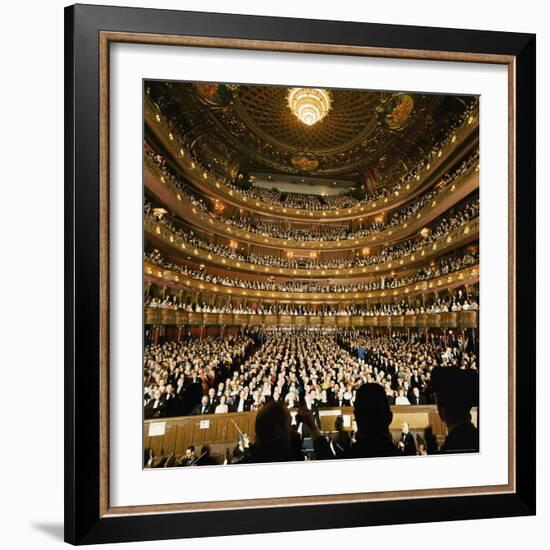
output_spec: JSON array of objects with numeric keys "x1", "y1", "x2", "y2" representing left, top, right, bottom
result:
[
  {"x1": 144, "y1": 308, "x2": 479, "y2": 330},
  {"x1": 145, "y1": 157, "x2": 479, "y2": 252},
  {"x1": 144, "y1": 261, "x2": 479, "y2": 303},
  {"x1": 145, "y1": 100, "x2": 479, "y2": 223},
  {"x1": 145, "y1": 215, "x2": 479, "y2": 279}
]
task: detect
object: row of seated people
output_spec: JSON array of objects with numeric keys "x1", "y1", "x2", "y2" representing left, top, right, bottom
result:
[
  {"x1": 145, "y1": 149, "x2": 478, "y2": 241},
  {"x1": 145, "y1": 368, "x2": 479, "y2": 467},
  {"x1": 145, "y1": 196, "x2": 479, "y2": 269},
  {"x1": 145, "y1": 248, "x2": 477, "y2": 294},
  {"x1": 144, "y1": 330, "x2": 477, "y2": 419},
  {"x1": 144, "y1": 294, "x2": 479, "y2": 315}
]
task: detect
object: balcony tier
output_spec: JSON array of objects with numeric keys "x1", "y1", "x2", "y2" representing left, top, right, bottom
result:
[
  {"x1": 145, "y1": 262, "x2": 478, "y2": 303},
  {"x1": 145, "y1": 216, "x2": 479, "y2": 278},
  {"x1": 145, "y1": 100, "x2": 478, "y2": 222},
  {"x1": 144, "y1": 309, "x2": 478, "y2": 329},
  {"x1": 145, "y1": 157, "x2": 479, "y2": 251}
]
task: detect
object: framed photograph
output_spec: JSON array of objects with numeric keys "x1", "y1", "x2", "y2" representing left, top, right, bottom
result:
[{"x1": 65, "y1": 4, "x2": 536, "y2": 545}]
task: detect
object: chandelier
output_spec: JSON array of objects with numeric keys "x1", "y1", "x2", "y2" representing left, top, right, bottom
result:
[{"x1": 287, "y1": 88, "x2": 332, "y2": 126}]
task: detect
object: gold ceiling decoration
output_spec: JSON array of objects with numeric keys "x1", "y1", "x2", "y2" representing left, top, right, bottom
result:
[
  {"x1": 148, "y1": 81, "x2": 476, "y2": 186},
  {"x1": 291, "y1": 155, "x2": 319, "y2": 171},
  {"x1": 384, "y1": 94, "x2": 415, "y2": 129},
  {"x1": 287, "y1": 88, "x2": 332, "y2": 126},
  {"x1": 234, "y1": 86, "x2": 380, "y2": 151}
]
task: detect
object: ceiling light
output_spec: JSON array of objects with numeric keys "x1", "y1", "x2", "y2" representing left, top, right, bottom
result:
[{"x1": 287, "y1": 88, "x2": 332, "y2": 126}]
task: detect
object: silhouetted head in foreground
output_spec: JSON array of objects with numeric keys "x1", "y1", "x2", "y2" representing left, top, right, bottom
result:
[
  {"x1": 354, "y1": 383, "x2": 393, "y2": 437},
  {"x1": 431, "y1": 367, "x2": 479, "y2": 453},
  {"x1": 254, "y1": 401, "x2": 292, "y2": 461}
]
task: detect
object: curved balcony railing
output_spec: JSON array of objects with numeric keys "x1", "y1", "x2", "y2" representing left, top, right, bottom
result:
[
  {"x1": 145, "y1": 99, "x2": 479, "y2": 222},
  {"x1": 144, "y1": 261, "x2": 479, "y2": 303},
  {"x1": 145, "y1": 215, "x2": 479, "y2": 278},
  {"x1": 144, "y1": 308, "x2": 479, "y2": 329},
  {"x1": 145, "y1": 157, "x2": 479, "y2": 252}
]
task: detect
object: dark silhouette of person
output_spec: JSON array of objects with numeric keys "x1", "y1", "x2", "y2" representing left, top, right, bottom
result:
[
  {"x1": 431, "y1": 367, "x2": 479, "y2": 453},
  {"x1": 330, "y1": 415, "x2": 352, "y2": 458},
  {"x1": 423, "y1": 426, "x2": 439, "y2": 455},
  {"x1": 195, "y1": 445, "x2": 216, "y2": 466},
  {"x1": 239, "y1": 401, "x2": 304, "y2": 463},
  {"x1": 307, "y1": 383, "x2": 399, "y2": 459}
]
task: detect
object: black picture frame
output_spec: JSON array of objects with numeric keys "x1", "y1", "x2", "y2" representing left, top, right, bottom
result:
[{"x1": 65, "y1": 3, "x2": 536, "y2": 545}]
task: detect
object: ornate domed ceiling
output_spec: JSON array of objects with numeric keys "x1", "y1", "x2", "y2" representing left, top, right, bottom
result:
[
  {"x1": 146, "y1": 81, "x2": 475, "y2": 191},
  {"x1": 234, "y1": 86, "x2": 380, "y2": 151}
]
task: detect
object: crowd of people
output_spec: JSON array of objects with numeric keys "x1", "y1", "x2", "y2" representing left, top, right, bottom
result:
[
  {"x1": 144, "y1": 330, "x2": 478, "y2": 423},
  {"x1": 145, "y1": 364, "x2": 478, "y2": 467},
  {"x1": 145, "y1": 195, "x2": 479, "y2": 270},
  {"x1": 231, "y1": 187, "x2": 359, "y2": 211},
  {"x1": 144, "y1": 290, "x2": 478, "y2": 316},
  {"x1": 146, "y1": 148, "x2": 478, "y2": 244},
  {"x1": 146, "y1": 91, "x2": 477, "y2": 218},
  {"x1": 144, "y1": 334, "x2": 255, "y2": 418},
  {"x1": 144, "y1": 328, "x2": 479, "y2": 466},
  {"x1": 143, "y1": 92, "x2": 481, "y2": 467},
  {"x1": 145, "y1": 248, "x2": 478, "y2": 295}
]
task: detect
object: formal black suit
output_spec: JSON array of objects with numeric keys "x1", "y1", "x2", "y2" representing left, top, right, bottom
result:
[
  {"x1": 334, "y1": 397, "x2": 351, "y2": 408},
  {"x1": 162, "y1": 393, "x2": 180, "y2": 417},
  {"x1": 232, "y1": 396, "x2": 251, "y2": 413},
  {"x1": 326, "y1": 392, "x2": 338, "y2": 407},
  {"x1": 399, "y1": 431, "x2": 416, "y2": 455},
  {"x1": 185, "y1": 379, "x2": 203, "y2": 403},
  {"x1": 206, "y1": 396, "x2": 219, "y2": 410},
  {"x1": 145, "y1": 398, "x2": 166, "y2": 418},
  {"x1": 410, "y1": 393, "x2": 427, "y2": 405},
  {"x1": 192, "y1": 403, "x2": 213, "y2": 415}
]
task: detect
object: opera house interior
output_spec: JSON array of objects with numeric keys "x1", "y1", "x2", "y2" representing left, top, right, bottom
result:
[{"x1": 143, "y1": 81, "x2": 480, "y2": 468}]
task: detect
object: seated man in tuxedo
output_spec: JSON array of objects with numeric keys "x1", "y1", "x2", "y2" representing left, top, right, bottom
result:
[
  {"x1": 145, "y1": 389, "x2": 166, "y2": 419},
  {"x1": 431, "y1": 367, "x2": 479, "y2": 453},
  {"x1": 410, "y1": 386, "x2": 427, "y2": 405},
  {"x1": 162, "y1": 384, "x2": 180, "y2": 417},
  {"x1": 206, "y1": 387, "x2": 219, "y2": 410},
  {"x1": 303, "y1": 392, "x2": 321, "y2": 427},
  {"x1": 397, "y1": 422, "x2": 416, "y2": 456},
  {"x1": 184, "y1": 373, "x2": 203, "y2": 407},
  {"x1": 191, "y1": 395, "x2": 212, "y2": 415},
  {"x1": 233, "y1": 389, "x2": 251, "y2": 412}
]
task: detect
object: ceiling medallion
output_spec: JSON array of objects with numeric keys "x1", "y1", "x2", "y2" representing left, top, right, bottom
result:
[
  {"x1": 383, "y1": 93, "x2": 415, "y2": 129},
  {"x1": 287, "y1": 88, "x2": 332, "y2": 126},
  {"x1": 291, "y1": 154, "x2": 319, "y2": 171}
]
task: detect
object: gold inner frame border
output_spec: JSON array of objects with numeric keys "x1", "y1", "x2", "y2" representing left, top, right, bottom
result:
[{"x1": 98, "y1": 31, "x2": 516, "y2": 518}]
